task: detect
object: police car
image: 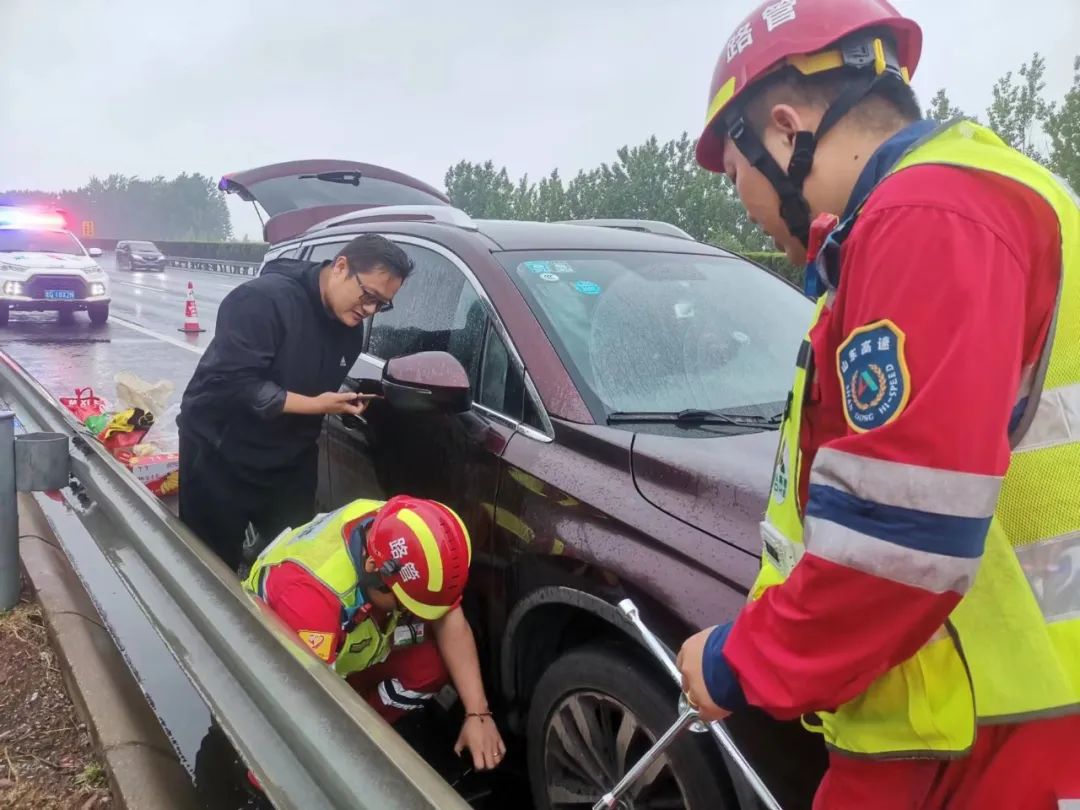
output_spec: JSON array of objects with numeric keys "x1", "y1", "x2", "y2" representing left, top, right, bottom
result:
[{"x1": 0, "y1": 208, "x2": 110, "y2": 326}]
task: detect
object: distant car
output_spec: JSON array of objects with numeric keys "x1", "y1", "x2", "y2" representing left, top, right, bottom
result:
[
  {"x1": 116, "y1": 240, "x2": 166, "y2": 272},
  {"x1": 0, "y1": 211, "x2": 110, "y2": 326},
  {"x1": 222, "y1": 160, "x2": 824, "y2": 809}
]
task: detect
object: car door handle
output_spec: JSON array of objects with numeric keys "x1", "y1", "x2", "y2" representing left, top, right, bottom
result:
[{"x1": 339, "y1": 413, "x2": 368, "y2": 432}]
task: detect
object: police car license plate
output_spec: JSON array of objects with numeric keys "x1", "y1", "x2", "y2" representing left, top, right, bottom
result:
[{"x1": 45, "y1": 289, "x2": 75, "y2": 300}]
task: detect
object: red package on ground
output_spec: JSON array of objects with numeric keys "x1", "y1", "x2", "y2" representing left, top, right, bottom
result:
[
  {"x1": 100, "y1": 428, "x2": 152, "y2": 453},
  {"x1": 59, "y1": 387, "x2": 108, "y2": 423},
  {"x1": 115, "y1": 450, "x2": 180, "y2": 498}
]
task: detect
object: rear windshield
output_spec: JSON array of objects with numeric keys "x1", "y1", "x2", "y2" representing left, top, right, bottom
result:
[
  {"x1": 130, "y1": 241, "x2": 159, "y2": 251},
  {"x1": 498, "y1": 250, "x2": 811, "y2": 418},
  {"x1": 0, "y1": 229, "x2": 86, "y2": 256},
  {"x1": 243, "y1": 175, "x2": 448, "y2": 216}
]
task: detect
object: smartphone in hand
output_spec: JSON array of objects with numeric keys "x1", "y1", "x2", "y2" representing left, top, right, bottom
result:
[{"x1": 345, "y1": 377, "x2": 383, "y2": 398}]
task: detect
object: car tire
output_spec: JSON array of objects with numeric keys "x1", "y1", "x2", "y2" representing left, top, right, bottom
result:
[
  {"x1": 0, "y1": 304, "x2": 8, "y2": 327},
  {"x1": 527, "y1": 644, "x2": 735, "y2": 810},
  {"x1": 88, "y1": 303, "x2": 109, "y2": 325}
]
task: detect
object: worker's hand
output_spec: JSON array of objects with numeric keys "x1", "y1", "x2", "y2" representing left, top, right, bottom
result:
[
  {"x1": 676, "y1": 626, "x2": 732, "y2": 723},
  {"x1": 312, "y1": 391, "x2": 373, "y2": 416},
  {"x1": 454, "y1": 714, "x2": 506, "y2": 771}
]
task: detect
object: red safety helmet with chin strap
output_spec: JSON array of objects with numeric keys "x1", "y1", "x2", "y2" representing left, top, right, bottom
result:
[
  {"x1": 696, "y1": 0, "x2": 923, "y2": 246},
  {"x1": 363, "y1": 495, "x2": 472, "y2": 621}
]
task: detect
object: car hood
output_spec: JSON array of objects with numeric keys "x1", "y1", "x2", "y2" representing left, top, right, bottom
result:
[
  {"x1": 0, "y1": 252, "x2": 95, "y2": 271},
  {"x1": 631, "y1": 428, "x2": 776, "y2": 555}
]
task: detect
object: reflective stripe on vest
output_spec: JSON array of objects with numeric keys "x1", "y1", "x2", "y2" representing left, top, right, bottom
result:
[
  {"x1": 244, "y1": 498, "x2": 402, "y2": 675},
  {"x1": 753, "y1": 120, "x2": 1080, "y2": 757}
]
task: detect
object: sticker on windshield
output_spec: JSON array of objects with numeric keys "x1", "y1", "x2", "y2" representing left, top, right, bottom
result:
[
  {"x1": 552, "y1": 261, "x2": 575, "y2": 274},
  {"x1": 573, "y1": 280, "x2": 601, "y2": 295},
  {"x1": 539, "y1": 273, "x2": 560, "y2": 282},
  {"x1": 521, "y1": 261, "x2": 551, "y2": 274}
]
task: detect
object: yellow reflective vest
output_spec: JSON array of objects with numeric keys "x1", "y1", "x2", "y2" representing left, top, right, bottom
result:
[
  {"x1": 756, "y1": 120, "x2": 1080, "y2": 757},
  {"x1": 244, "y1": 499, "x2": 403, "y2": 677}
]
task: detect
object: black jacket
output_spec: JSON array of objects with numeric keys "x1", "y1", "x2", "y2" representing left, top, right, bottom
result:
[{"x1": 178, "y1": 259, "x2": 363, "y2": 478}]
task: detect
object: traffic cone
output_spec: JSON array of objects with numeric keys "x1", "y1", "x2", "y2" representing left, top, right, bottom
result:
[{"x1": 178, "y1": 281, "x2": 206, "y2": 333}]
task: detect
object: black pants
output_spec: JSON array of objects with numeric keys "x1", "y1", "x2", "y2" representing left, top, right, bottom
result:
[{"x1": 178, "y1": 431, "x2": 317, "y2": 572}]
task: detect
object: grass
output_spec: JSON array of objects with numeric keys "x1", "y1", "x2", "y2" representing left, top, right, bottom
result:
[
  {"x1": 74, "y1": 761, "x2": 107, "y2": 790},
  {"x1": 0, "y1": 602, "x2": 46, "y2": 644}
]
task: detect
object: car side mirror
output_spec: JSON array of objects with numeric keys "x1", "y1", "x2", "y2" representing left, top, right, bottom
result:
[
  {"x1": 382, "y1": 351, "x2": 472, "y2": 414},
  {"x1": 88, "y1": 248, "x2": 103, "y2": 257}
]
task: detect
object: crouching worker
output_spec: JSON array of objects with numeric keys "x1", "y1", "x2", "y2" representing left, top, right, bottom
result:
[{"x1": 243, "y1": 495, "x2": 506, "y2": 770}]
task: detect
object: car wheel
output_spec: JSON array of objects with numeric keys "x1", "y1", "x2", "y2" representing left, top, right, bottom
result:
[
  {"x1": 0, "y1": 304, "x2": 8, "y2": 327},
  {"x1": 527, "y1": 645, "x2": 735, "y2": 810},
  {"x1": 88, "y1": 303, "x2": 109, "y2": 325}
]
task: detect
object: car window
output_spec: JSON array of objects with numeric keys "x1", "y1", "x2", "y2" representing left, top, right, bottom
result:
[
  {"x1": 523, "y1": 393, "x2": 546, "y2": 432},
  {"x1": 497, "y1": 250, "x2": 812, "y2": 419},
  {"x1": 278, "y1": 246, "x2": 301, "y2": 260},
  {"x1": 478, "y1": 324, "x2": 524, "y2": 420},
  {"x1": 368, "y1": 244, "x2": 487, "y2": 387},
  {"x1": 307, "y1": 241, "x2": 346, "y2": 263}
]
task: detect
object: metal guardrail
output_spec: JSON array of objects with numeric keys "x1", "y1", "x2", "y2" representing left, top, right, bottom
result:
[
  {"x1": 167, "y1": 255, "x2": 261, "y2": 276},
  {"x1": 0, "y1": 351, "x2": 470, "y2": 810}
]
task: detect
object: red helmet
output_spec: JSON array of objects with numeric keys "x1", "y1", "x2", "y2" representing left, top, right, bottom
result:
[
  {"x1": 367, "y1": 495, "x2": 472, "y2": 620},
  {"x1": 696, "y1": 0, "x2": 923, "y2": 172}
]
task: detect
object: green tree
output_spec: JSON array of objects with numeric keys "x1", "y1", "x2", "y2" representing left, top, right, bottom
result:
[
  {"x1": 444, "y1": 134, "x2": 769, "y2": 252},
  {"x1": 443, "y1": 160, "x2": 518, "y2": 218},
  {"x1": 533, "y1": 169, "x2": 570, "y2": 221},
  {"x1": 925, "y1": 88, "x2": 969, "y2": 122},
  {"x1": 1046, "y1": 56, "x2": 1080, "y2": 192},
  {"x1": 987, "y1": 52, "x2": 1055, "y2": 163},
  {"x1": 2, "y1": 172, "x2": 232, "y2": 240}
]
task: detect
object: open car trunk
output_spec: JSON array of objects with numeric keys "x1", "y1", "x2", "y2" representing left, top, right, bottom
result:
[{"x1": 219, "y1": 160, "x2": 451, "y2": 244}]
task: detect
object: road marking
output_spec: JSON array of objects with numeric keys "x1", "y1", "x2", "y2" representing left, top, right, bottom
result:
[{"x1": 109, "y1": 315, "x2": 206, "y2": 355}]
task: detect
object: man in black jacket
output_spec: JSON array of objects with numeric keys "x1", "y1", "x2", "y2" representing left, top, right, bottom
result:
[{"x1": 177, "y1": 234, "x2": 413, "y2": 570}]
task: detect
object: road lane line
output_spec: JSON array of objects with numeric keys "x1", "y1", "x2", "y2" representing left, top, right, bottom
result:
[{"x1": 109, "y1": 315, "x2": 206, "y2": 355}]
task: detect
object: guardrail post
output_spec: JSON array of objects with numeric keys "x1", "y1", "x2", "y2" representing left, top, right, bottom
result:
[{"x1": 0, "y1": 411, "x2": 18, "y2": 611}]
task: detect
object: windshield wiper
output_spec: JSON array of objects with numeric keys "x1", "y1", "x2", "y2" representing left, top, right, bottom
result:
[
  {"x1": 299, "y1": 171, "x2": 363, "y2": 186},
  {"x1": 606, "y1": 408, "x2": 783, "y2": 428}
]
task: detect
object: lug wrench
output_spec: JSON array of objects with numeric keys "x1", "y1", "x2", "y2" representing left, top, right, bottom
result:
[{"x1": 592, "y1": 600, "x2": 782, "y2": 810}]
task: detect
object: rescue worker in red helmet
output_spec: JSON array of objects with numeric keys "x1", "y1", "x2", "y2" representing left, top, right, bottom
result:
[
  {"x1": 243, "y1": 495, "x2": 506, "y2": 771},
  {"x1": 676, "y1": 1, "x2": 1080, "y2": 807}
]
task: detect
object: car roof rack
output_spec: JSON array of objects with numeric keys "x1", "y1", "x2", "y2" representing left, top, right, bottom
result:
[
  {"x1": 557, "y1": 218, "x2": 696, "y2": 241},
  {"x1": 305, "y1": 205, "x2": 479, "y2": 234}
]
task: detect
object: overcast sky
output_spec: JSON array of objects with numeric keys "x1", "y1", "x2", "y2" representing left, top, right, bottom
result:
[{"x1": 1, "y1": 0, "x2": 1076, "y2": 240}]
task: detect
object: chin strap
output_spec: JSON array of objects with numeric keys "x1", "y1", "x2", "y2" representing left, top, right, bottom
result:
[
  {"x1": 718, "y1": 34, "x2": 911, "y2": 248},
  {"x1": 345, "y1": 518, "x2": 401, "y2": 627}
]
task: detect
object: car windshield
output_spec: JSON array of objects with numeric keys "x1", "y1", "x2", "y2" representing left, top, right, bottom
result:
[
  {"x1": 0, "y1": 229, "x2": 86, "y2": 256},
  {"x1": 131, "y1": 241, "x2": 159, "y2": 251},
  {"x1": 498, "y1": 250, "x2": 812, "y2": 418}
]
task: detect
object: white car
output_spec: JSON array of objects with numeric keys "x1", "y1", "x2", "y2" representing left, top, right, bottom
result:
[{"x1": 0, "y1": 223, "x2": 110, "y2": 325}]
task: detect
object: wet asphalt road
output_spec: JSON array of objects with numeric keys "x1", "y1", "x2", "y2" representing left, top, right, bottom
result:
[{"x1": 0, "y1": 252, "x2": 243, "y2": 450}]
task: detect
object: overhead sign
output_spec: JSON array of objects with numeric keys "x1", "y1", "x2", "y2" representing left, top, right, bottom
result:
[{"x1": 81, "y1": 220, "x2": 95, "y2": 238}]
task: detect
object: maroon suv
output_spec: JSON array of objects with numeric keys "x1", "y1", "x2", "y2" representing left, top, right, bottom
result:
[{"x1": 223, "y1": 161, "x2": 823, "y2": 809}]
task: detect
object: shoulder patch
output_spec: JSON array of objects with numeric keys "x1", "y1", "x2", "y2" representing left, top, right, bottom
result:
[
  {"x1": 298, "y1": 630, "x2": 334, "y2": 661},
  {"x1": 837, "y1": 320, "x2": 910, "y2": 432}
]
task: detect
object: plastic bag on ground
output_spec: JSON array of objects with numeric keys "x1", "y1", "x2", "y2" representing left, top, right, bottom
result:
[{"x1": 115, "y1": 372, "x2": 173, "y2": 416}]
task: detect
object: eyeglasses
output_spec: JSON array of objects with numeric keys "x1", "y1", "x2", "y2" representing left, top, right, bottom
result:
[{"x1": 355, "y1": 276, "x2": 393, "y2": 313}]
